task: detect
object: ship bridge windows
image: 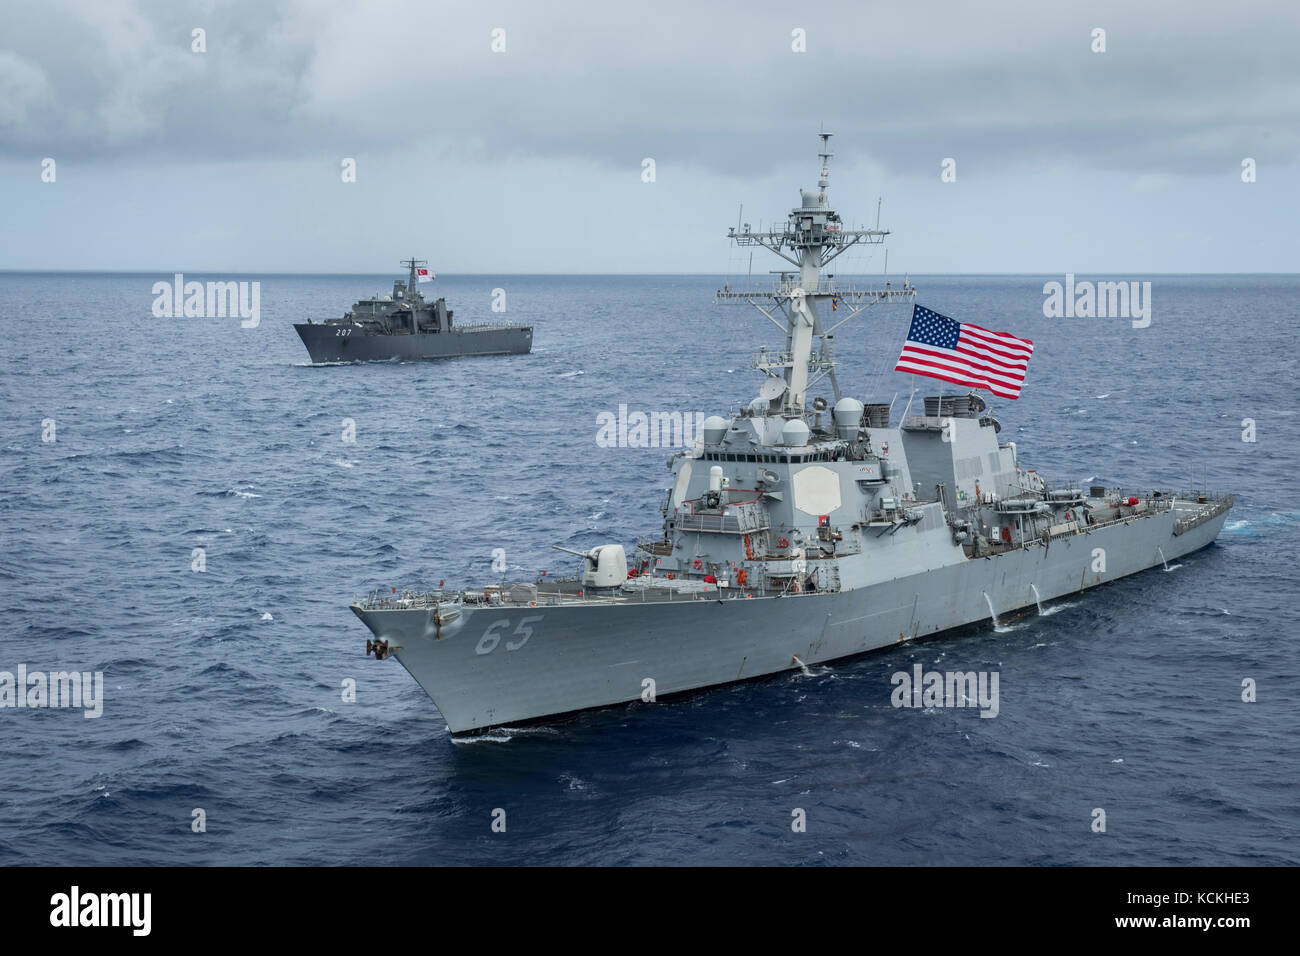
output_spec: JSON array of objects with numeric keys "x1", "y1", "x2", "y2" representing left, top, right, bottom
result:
[
  {"x1": 775, "y1": 450, "x2": 834, "y2": 465},
  {"x1": 703, "y1": 451, "x2": 839, "y2": 464}
]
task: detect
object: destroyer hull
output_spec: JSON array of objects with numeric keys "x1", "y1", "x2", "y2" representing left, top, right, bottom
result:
[
  {"x1": 353, "y1": 506, "x2": 1228, "y2": 734},
  {"x1": 294, "y1": 323, "x2": 531, "y2": 363}
]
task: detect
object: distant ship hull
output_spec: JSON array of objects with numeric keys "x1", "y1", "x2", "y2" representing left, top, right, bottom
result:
[
  {"x1": 294, "y1": 323, "x2": 531, "y2": 363},
  {"x1": 353, "y1": 498, "x2": 1229, "y2": 735}
]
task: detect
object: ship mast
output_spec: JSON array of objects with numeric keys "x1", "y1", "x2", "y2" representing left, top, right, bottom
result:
[
  {"x1": 718, "y1": 132, "x2": 915, "y2": 417},
  {"x1": 400, "y1": 257, "x2": 427, "y2": 302}
]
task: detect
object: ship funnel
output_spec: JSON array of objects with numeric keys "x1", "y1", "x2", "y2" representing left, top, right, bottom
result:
[{"x1": 832, "y1": 397, "x2": 865, "y2": 440}]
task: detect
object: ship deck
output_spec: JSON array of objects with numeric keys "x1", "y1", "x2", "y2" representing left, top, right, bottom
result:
[
  {"x1": 353, "y1": 492, "x2": 1233, "y2": 613},
  {"x1": 354, "y1": 576, "x2": 791, "y2": 613}
]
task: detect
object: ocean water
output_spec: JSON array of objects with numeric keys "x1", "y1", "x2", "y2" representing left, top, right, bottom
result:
[{"x1": 1, "y1": 272, "x2": 1296, "y2": 866}]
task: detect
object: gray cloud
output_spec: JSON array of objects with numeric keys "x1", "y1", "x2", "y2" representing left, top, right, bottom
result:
[{"x1": 4, "y1": 0, "x2": 1298, "y2": 177}]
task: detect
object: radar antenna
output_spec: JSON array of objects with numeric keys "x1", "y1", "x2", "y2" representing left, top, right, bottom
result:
[{"x1": 718, "y1": 133, "x2": 916, "y2": 415}]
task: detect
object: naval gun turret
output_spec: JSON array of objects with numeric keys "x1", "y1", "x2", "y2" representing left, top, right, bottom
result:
[{"x1": 551, "y1": 544, "x2": 628, "y2": 589}]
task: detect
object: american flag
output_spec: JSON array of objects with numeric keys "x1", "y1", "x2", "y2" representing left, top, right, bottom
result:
[{"x1": 894, "y1": 305, "x2": 1034, "y2": 399}]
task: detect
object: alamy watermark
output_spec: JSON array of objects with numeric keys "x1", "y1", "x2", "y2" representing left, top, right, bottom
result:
[
  {"x1": 891, "y1": 664, "x2": 999, "y2": 718},
  {"x1": 1042, "y1": 273, "x2": 1150, "y2": 328},
  {"x1": 1, "y1": 665, "x2": 103, "y2": 718},
  {"x1": 50, "y1": 886, "x2": 150, "y2": 936},
  {"x1": 596, "y1": 405, "x2": 705, "y2": 448},
  {"x1": 151, "y1": 274, "x2": 260, "y2": 328}
]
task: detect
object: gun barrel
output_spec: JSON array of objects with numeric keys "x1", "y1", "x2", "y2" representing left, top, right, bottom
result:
[{"x1": 551, "y1": 545, "x2": 591, "y2": 559}]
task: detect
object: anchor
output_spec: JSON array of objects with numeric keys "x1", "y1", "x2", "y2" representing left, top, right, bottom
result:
[
  {"x1": 366, "y1": 638, "x2": 403, "y2": 660},
  {"x1": 432, "y1": 606, "x2": 461, "y2": 639}
]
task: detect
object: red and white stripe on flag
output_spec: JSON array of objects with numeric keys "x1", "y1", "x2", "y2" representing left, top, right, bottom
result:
[{"x1": 894, "y1": 304, "x2": 1034, "y2": 399}]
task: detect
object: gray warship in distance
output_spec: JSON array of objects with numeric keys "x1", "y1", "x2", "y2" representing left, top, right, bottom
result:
[
  {"x1": 293, "y1": 258, "x2": 531, "y2": 363},
  {"x1": 351, "y1": 135, "x2": 1233, "y2": 736}
]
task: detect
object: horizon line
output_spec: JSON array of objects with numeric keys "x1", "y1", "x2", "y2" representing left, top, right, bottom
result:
[{"x1": 2, "y1": 270, "x2": 1297, "y2": 277}]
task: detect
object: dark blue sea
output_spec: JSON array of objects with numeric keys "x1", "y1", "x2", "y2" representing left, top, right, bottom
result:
[{"x1": 1, "y1": 273, "x2": 1296, "y2": 866}]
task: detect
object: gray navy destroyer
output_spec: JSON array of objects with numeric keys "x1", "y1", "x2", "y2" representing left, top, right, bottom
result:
[
  {"x1": 294, "y1": 258, "x2": 531, "y2": 363},
  {"x1": 351, "y1": 136, "x2": 1233, "y2": 735}
]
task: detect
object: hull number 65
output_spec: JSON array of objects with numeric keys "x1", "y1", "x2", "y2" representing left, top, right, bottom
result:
[{"x1": 476, "y1": 615, "x2": 543, "y2": 655}]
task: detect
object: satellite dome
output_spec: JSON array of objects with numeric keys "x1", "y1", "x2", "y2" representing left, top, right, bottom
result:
[
  {"x1": 702, "y1": 415, "x2": 729, "y2": 445},
  {"x1": 780, "y1": 419, "x2": 811, "y2": 446},
  {"x1": 832, "y1": 397, "x2": 864, "y2": 439}
]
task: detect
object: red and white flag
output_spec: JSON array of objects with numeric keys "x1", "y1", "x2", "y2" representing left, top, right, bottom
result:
[
  {"x1": 894, "y1": 305, "x2": 1034, "y2": 399},
  {"x1": 415, "y1": 268, "x2": 435, "y2": 283}
]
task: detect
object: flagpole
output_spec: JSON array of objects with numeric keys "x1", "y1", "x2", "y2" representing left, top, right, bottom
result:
[{"x1": 900, "y1": 375, "x2": 916, "y2": 424}]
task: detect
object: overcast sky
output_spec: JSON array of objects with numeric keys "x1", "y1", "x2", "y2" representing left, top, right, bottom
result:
[{"x1": 2, "y1": 0, "x2": 1297, "y2": 273}]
